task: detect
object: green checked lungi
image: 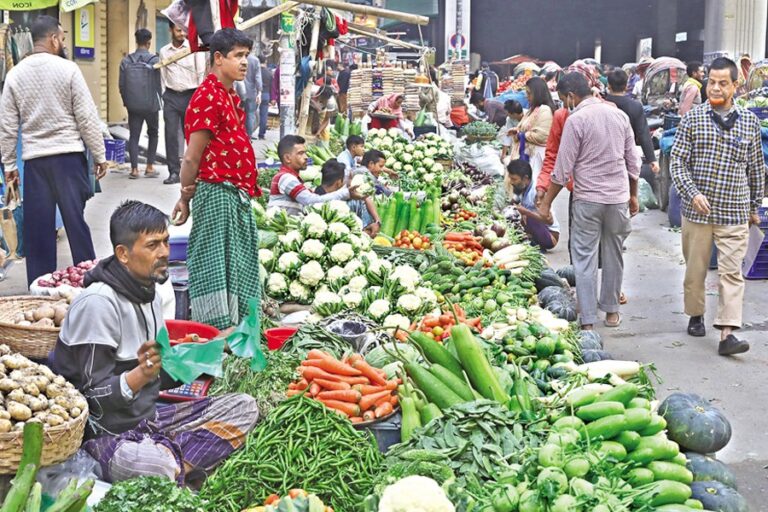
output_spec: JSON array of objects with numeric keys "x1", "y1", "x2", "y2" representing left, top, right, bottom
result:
[{"x1": 188, "y1": 181, "x2": 260, "y2": 329}]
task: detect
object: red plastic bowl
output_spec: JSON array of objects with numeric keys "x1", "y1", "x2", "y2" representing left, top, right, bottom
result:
[
  {"x1": 265, "y1": 327, "x2": 298, "y2": 351},
  {"x1": 165, "y1": 320, "x2": 221, "y2": 345}
]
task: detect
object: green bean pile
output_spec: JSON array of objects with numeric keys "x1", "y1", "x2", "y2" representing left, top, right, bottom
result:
[{"x1": 199, "y1": 396, "x2": 383, "y2": 512}]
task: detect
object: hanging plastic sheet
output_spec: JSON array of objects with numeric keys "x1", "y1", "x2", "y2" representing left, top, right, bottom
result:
[{"x1": 156, "y1": 326, "x2": 226, "y2": 384}]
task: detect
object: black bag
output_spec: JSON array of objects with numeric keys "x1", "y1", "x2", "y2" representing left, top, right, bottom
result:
[{"x1": 121, "y1": 53, "x2": 161, "y2": 112}]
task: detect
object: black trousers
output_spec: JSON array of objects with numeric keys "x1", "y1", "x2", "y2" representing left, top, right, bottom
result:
[
  {"x1": 162, "y1": 89, "x2": 195, "y2": 176},
  {"x1": 23, "y1": 153, "x2": 95, "y2": 286},
  {"x1": 127, "y1": 110, "x2": 159, "y2": 168}
]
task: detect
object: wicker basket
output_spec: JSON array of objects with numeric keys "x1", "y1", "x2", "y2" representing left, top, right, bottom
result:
[
  {"x1": 0, "y1": 296, "x2": 62, "y2": 359},
  {"x1": 0, "y1": 405, "x2": 88, "y2": 474}
]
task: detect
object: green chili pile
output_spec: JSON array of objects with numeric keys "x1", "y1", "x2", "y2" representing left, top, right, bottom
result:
[{"x1": 199, "y1": 396, "x2": 383, "y2": 511}]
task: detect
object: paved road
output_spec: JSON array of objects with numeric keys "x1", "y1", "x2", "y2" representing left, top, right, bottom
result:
[{"x1": 1, "y1": 142, "x2": 765, "y2": 507}]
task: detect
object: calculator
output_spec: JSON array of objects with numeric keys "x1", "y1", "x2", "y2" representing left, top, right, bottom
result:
[{"x1": 159, "y1": 377, "x2": 214, "y2": 402}]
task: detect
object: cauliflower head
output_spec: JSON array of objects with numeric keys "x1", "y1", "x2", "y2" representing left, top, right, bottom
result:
[
  {"x1": 267, "y1": 273, "x2": 288, "y2": 296},
  {"x1": 378, "y1": 476, "x2": 455, "y2": 512},
  {"x1": 397, "y1": 294, "x2": 422, "y2": 313},
  {"x1": 298, "y1": 260, "x2": 325, "y2": 287},
  {"x1": 348, "y1": 275, "x2": 368, "y2": 293},
  {"x1": 301, "y1": 239, "x2": 326, "y2": 260},
  {"x1": 330, "y1": 242, "x2": 355, "y2": 264},
  {"x1": 302, "y1": 212, "x2": 328, "y2": 238},
  {"x1": 342, "y1": 291, "x2": 363, "y2": 308},
  {"x1": 277, "y1": 252, "x2": 301, "y2": 274},
  {"x1": 368, "y1": 299, "x2": 391, "y2": 321}
]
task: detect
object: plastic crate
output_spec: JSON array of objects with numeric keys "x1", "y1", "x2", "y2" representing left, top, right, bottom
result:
[
  {"x1": 757, "y1": 206, "x2": 768, "y2": 231},
  {"x1": 748, "y1": 106, "x2": 768, "y2": 120},
  {"x1": 744, "y1": 240, "x2": 768, "y2": 280},
  {"x1": 169, "y1": 236, "x2": 188, "y2": 262},
  {"x1": 663, "y1": 114, "x2": 682, "y2": 131},
  {"x1": 104, "y1": 139, "x2": 126, "y2": 164}
]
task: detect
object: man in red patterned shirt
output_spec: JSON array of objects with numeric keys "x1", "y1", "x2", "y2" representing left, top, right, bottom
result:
[{"x1": 171, "y1": 29, "x2": 261, "y2": 329}]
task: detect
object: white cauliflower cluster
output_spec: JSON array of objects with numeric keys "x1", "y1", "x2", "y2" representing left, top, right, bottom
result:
[
  {"x1": 263, "y1": 196, "x2": 369, "y2": 304},
  {"x1": 350, "y1": 172, "x2": 374, "y2": 197},
  {"x1": 378, "y1": 476, "x2": 455, "y2": 512}
]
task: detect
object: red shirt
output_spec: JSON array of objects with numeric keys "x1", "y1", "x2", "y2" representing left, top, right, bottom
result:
[
  {"x1": 537, "y1": 107, "x2": 573, "y2": 193},
  {"x1": 185, "y1": 74, "x2": 261, "y2": 197}
]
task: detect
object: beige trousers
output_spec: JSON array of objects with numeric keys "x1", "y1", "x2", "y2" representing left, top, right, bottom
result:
[{"x1": 681, "y1": 218, "x2": 749, "y2": 329}]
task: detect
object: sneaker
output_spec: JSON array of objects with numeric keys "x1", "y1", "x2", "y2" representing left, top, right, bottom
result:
[
  {"x1": 718, "y1": 334, "x2": 750, "y2": 356},
  {"x1": 687, "y1": 316, "x2": 706, "y2": 337},
  {"x1": 163, "y1": 174, "x2": 180, "y2": 185}
]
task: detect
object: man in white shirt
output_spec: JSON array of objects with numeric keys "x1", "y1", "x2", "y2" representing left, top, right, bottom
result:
[
  {"x1": 0, "y1": 15, "x2": 107, "y2": 287},
  {"x1": 158, "y1": 21, "x2": 207, "y2": 184}
]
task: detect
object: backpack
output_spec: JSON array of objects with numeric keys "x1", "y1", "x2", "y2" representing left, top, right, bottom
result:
[{"x1": 121, "y1": 52, "x2": 161, "y2": 112}]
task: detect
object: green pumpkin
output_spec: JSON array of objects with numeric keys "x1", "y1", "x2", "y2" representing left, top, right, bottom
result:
[
  {"x1": 685, "y1": 452, "x2": 739, "y2": 489},
  {"x1": 690, "y1": 481, "x2": 748, "y2": 512},
  {"x1": 659, "y1": 393, "x2": 732, "y2": 454}
]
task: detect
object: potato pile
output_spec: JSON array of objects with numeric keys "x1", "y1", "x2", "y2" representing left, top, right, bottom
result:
[
  {"x1": 0, "y1": 345, "x2": 87, "y2": 433},
  {"x1": 12, "y1": 294, "x2": 73, "y2": 328}
]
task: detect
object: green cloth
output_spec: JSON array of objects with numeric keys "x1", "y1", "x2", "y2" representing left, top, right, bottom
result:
[{"x1": 188, "y1": 181, "x2": 260, "y2": 330}]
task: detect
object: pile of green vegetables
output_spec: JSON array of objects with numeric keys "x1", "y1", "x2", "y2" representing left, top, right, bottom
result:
[
  {"x1": 199, "y1": 396, "x2": 383, "y2": 512},
  {"x1": 421, "y1": 254, "x2": 540, "y2": 321},
  {"x1": 208, "y1": 349, "x2": 301, "y2": 416},
  {"x1": 462, "y1": 121, "x2": 499, "y2": 140},
  {"x1": 94, "y1": 477, "x2": 206, "y2": 512},
  {"x1": 377, "y1": 189, "x2": 442, "y2": 238}
]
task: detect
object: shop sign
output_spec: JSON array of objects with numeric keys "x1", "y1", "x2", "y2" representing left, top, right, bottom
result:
[
  {"x1": 73, "y1": 4, "x2": 95, "y2": 60},
  {"x1": 60, "y1": 0, "x2": 97, "y2": 13},
  {"x1": 0, "y1": 0, "x2": 57, "y2": 9}
]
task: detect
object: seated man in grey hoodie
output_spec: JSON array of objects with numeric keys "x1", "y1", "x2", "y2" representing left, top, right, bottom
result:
[{"x1": 54, "y1": 200, "x2": 258, "y2": 485}]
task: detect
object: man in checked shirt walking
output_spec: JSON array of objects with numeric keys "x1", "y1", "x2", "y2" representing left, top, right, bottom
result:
[
  {"x1": 539, "y1": 72, "x2": 640, "y2": 331},
  {"x1": 671, "y1": 57, "x2": 764, "y2": 356}
]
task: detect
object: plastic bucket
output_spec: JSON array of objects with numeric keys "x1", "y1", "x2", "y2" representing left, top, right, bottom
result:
[
  {"x1": 265, "y1": 327, "x2": 298, "y2": 350},
  {"x1": 165, "y1": 320, "x2": 220, "y2": 345}
]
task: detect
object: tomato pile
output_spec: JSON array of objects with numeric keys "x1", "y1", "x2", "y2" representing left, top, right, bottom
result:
[
  {"x1": 447, "y1": 209, "x2": 477, "y2": 223},
  {"x1": 394, "y1": 230, "x2": 432, "y2": 250},
  {"x1": 410, "y1": 305, "x2": 482, "y2": 342}
]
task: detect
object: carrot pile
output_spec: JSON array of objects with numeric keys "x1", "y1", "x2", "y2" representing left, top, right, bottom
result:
[
  {"x1": 410, "y1": 304, "x2": 482, "y2": 342},
  {"x1": 442, "y1": 232, "x2": 485, "y2": 266},
  {"x1": 287, "y1": 350, "x2": 400, "y2": 423}
]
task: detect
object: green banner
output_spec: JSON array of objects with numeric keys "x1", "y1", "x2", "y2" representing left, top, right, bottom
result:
[
  {"x1": 0, "y1": 0, "x2": 58, "y2": 10},
  {"x1": 60, "y1": 0, "x2": 98, "y2": 13}
]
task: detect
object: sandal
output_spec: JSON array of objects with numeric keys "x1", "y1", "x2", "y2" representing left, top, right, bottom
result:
[
  {"x1": 129, "y1": 170, "x2": 139, "y2": 180},
  {"x1": 619, "y1": 292, "x2": 628, "y2": 305},
  {"x1": 604, "y1": 313, "x2": 622, "y2": 328}
]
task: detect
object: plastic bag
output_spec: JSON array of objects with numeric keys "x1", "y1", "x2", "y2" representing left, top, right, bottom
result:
[
  {"x1": 227, "y1": 298, "x2": 268, "y2": 371},
  {"x1": 37, "y1": 449, "x2": 99, "y2": 498},
  {"x1": 455, "y1": 144, "x2": 505, "y2": 178},
  {"x1": 161, "y1": 0, "x2": 190, "y2": 33},
  {"x1": 638, "y1": 178, "x2": 659, "y2": 211},
  {"x1": 414, "y1": 108, "x2": 427, "y2": 127},
  {"x1": 157, "y1": 326, "x2": 226, "y2": 384}
]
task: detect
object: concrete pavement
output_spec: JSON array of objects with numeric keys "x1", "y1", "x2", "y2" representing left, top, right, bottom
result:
[{"x1": 0, "y1": 140, "x2": 765, "y2": 507}]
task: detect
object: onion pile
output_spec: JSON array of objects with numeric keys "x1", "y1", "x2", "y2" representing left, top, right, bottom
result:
[{"x1": 36, "y1": 260, "x2": 98, "y2": 288}]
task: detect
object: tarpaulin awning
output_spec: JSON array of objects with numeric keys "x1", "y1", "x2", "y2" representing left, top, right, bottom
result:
[{"x1": 0, "y1": 0, "x2": 99, "y2": 11}]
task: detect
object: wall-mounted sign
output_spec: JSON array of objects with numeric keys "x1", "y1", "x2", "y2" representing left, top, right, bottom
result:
[
  {"x1": 60, "y1": 0, "x2": 97, "y2": 12},
  {"x1": 73, "y1": 4, "x2": 95, "y2": 60}
]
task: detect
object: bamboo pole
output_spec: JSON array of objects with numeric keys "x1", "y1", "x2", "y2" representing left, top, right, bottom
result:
[
  {"x1": 154, "y1": 2, "x2": 299, "y2": 69},
  {"x1": 345, "y1": 25, "x2": 425, "y2": 52},
  {"x1": 297, "y1": 17, "x2": 323, "y2": 136},
  {"x1": 296, "y1": 0, "x2": 429, "y2": 25}
]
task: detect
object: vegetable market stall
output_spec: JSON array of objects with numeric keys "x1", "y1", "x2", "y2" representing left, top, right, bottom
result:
[{"x1": 0, "y1": 125, "x2": 750, "y2": 512}]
